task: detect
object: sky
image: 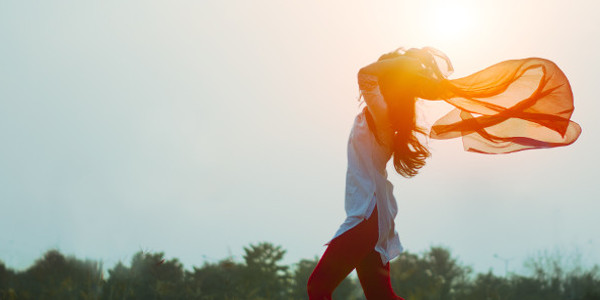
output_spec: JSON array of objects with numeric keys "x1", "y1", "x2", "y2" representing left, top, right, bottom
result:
[{"x1": 1, "y1": 0, "x2": 599, "y2": 277}]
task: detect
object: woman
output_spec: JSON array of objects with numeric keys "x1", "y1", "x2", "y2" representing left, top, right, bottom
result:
[{"x1": 306, "y1": 47, "x2": 580, "y2": 300}]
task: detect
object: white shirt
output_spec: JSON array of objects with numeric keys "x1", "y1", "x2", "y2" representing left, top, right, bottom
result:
[{"x1": 326, "y1": 73, "x2": 403, "y2": 265}]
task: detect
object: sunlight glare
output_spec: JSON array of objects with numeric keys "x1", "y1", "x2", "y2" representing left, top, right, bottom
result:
[{"x1": 431, "y1": 2, "x2": 473, "y2": 41}]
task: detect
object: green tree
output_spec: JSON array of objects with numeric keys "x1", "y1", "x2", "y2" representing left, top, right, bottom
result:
[
  {"x1": 100, "y1": 251, "x2": 184, "y2": 300},
  {"x1": 14, "y1": 249, "x2": 103, "y2": 300},
  {"x1": 101, "y1": 262, "x2": 134, "y2": 300},
  {"x1": 291, "y1": 257, "x2": 317, "y2": 299},
  {"x1": 3, "y1": 241, "x2": 600, "y2": 300},
  {"x1": 390, "y1": 246, "x2": 470, "y2": 300},
  {"x1": 241, "y1": 242, "x2": 291, "y2": 299},
  {"x1": 561, "y1": 267, "x2": 600, "y2": 300},
  {"x1": 516, "y1": 251, "x2": 600, "y2": 300},
  {"x1": 185, "y1": 258, "x2": 246, "y2": 300},
  {"x1": 0, "y1": 261, "x2": 17, "y2": 300},
  {"x1": 454, "y1": 271, "x2": 511, "y2": 300}
]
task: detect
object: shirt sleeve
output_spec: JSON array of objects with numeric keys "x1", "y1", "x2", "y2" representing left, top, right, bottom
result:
[{"x1": 358, "y1": 73, "x2": 393, "y2": 145}]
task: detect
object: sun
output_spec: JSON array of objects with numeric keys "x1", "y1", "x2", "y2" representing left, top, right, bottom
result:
[{"x1": 430, "y1": 2, "x2": 474, "y2": 41}]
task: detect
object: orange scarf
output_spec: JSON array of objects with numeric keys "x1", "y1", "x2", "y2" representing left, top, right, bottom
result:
[{"x1": 413, "y1": 48, "x2": 581, "y2": 153}]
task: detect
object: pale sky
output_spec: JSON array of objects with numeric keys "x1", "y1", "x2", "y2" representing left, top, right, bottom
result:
[{"x1": 1, "y1": 0, "x2": 599, "y2": 276}]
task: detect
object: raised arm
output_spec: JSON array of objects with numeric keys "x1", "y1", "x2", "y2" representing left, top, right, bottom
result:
[
  {"x1": 358, "y1": 55, "x2": 423, "y2": 83},
  {"x1": 360, "y1": 54, "x2": 448, "y2": 101},
  {"x1": 356, "y1": 56, "x2": 425, "y2": 145},
  {"x1": 360, "y1": 55, "x2": 440, "y2": 100}
]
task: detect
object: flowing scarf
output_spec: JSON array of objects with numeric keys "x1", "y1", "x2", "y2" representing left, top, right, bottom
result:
[{"x1": 408, "y1": 47, "x2": 581, "y2": 154}]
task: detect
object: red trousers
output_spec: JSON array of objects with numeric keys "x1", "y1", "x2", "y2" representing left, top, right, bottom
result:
[{"x1": 307, "y1": 206, "x2": 404, "y2": 300}]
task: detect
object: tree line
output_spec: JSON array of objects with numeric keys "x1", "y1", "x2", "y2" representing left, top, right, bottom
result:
[{"x1": 1, "y1": 242, "x2": 599, "y2": 300}]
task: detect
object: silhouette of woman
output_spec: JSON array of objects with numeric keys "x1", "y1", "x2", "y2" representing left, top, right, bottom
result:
[{"x1": 306, "y1": 47, "x2": 580, "y2": 300}]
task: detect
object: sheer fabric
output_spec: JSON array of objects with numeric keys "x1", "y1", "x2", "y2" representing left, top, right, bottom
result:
[{"x1": 409, "y1": 47, "x2": 581, "y2": 154}]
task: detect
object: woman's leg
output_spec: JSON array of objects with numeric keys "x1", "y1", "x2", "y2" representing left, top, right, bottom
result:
[
  {"x1": 356, "y1": 249, "x2": 404, "y2": 300},
  {"x1": 307, "y1": 208, "x2": 379, "y2": 300}
]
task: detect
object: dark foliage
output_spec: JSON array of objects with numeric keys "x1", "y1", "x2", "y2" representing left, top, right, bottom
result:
[
  {"x1": 1, "y1": 250, "x2": 102, "y2": 300},
  {"x1": 1, "y1": 244, "x2": 599, "y2": 300}
]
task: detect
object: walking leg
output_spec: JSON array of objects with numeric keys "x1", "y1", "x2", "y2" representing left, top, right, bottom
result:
[
  {"x1": 307, "y1": 208, "x2": 379, "y2": 299},
  {"x1": 356, "y1": 249, "x2": 404, "y2": 300}
]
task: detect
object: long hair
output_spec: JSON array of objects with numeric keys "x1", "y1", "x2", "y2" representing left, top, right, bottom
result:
[{"x1": 365, "y1": 48, "x2": 443, "y2": 178}]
